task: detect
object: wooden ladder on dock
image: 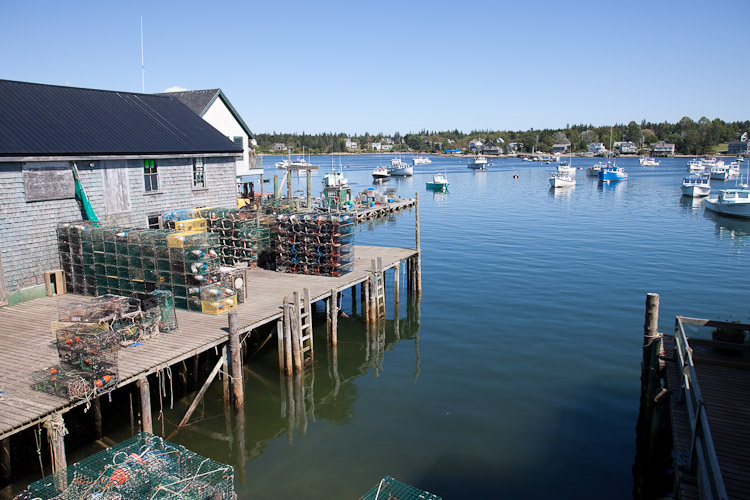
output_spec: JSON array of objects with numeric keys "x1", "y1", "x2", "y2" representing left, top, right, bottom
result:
[
  {"x1": 372, "y1": 259, "x2": 386, "y2": 320},
  {"x1": 294, "y1": 289, "x2": 314, "y2": 368}
]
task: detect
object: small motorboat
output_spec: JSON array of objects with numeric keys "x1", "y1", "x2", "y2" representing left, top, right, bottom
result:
[
  {"x1": 549, "y1": 171, "x2": 576, "y2": 188},
  {"x1": 639, "y1": 157, "x2": 660, "y2": 167},
  {"x1": 681, "y1": 173, "x2": 711, "y2": 197},
  {"x1": 412, "y1": 155, "x2": 432, "y2": 165},
  {"x1": 586, "y1": 162, "x2": 606, "y2": 177},
  {"x1": 388, "y1": 157, "x2": 413, "y2": 176},
  {"x1": 426, "y1": 173, "x2": 449, "y2": 191}
]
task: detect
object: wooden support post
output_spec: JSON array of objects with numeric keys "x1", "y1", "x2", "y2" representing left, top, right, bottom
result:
[
  {"x1": 352, "y1": 283, "x2": 357, "y2": 315},
  {"x1": 222, "y1": 349, "x2": 230, "y2": 409},
  {"x1": 292, "y1": 292, "x2": 303, "y2": 372},
  {"x1": 44, "y1": 412, "x2": 67, "y2": 474},
  {"x1": 326, "y1": 295, "x2": 332, "y2": 341},
  {"x1": 91, "y1": 397, "x2": 103, "y2": 440},
  {"x1": 228, "y1": 311, "x2": 244, "y2": 408},
  {"x1": 415, "y1": 192, "x2": 422, "y2": 295},
  {"x1": 283, "y1": 297, "x2": 293, "y2": 375},
  {"x1": 273, "y1": 174, "x2": 279, "y2": 200},
  {"x1": 192, "y1": 353, "x2": 200, "y2": 392},
  {"x1": 394, "y1": 261, "x2": 400, "y2": 308},
  {"x1": 287, "y1": 170, "x2": 292, "y2": 200},
  {"x1": 330, "y1": 288, "x2": 338, "y2": 346},
  {"x1": 276, "y1": 319, "x2": 285, "y2": 374},
  {"x1": 0, "y1": 437, "x2": 11, "y2": 484},
  {"x1": 138, "y1": 377, "x2": 152, "y2": 434},
  {"x1": 364, "y1": 277, "x2": 371, "y2": 324},
  {"x1": 306, "y1": 169, "x2": 312, "y2": 209}
]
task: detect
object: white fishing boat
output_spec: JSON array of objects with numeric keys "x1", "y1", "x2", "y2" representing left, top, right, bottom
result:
[
  {"x1": 586, "y1": 162, "x2": 606, "y2": 177},
  {"x1": 549, "y1": 171, "x2": 576, "y2": 188},
  {"x1": 388, "y1": 157, "x2": 413, "y2": 176},
  {"x1": 686, "y1": 158, "x2": 704, "y2": 172},
  {"x1": 705, "y1": 188, "x2": 750, "y2": 218},
  {"x1": 681, "y1": 173, "x2": 711, "y2": 197},
  {"x1": 639, "y1": 157, "x2": 660, "y2": 167},
  {"x1": 322, "y1": 169, "x2": 347, "y2": 188},
  {"x1": 412, "y1": 155, "x2": 432, "y2": 165},
  {"x1": 468, "y1": 155, "x2": 488, "y2": 170},
  {"x1": 709, "y1": 161, "x2": 738, "y2": 181},
  {"x1": 426, "y1": 173, "x2": 449, "y2": 191},
  {"x1": 557, "y1": 160, "x2": 575, "y2": 175},
  {"x1": 372, "y1": 166, "x2": 390, "y2": 181}
]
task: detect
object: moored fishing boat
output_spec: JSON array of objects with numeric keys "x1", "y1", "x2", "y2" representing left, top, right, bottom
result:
[
  {"x1": 681, "y1": 173, "x2": 711, "y2": 197},
  {"x1": 412, "y1": 155, "x2": 432, "y2": 165},
  {"x1": 426, "y1": 173, "x2": 449, "y2": 191},
  {"x1": 557, "y1": 159, "x2": 575, "y2": 175},
  {"x1": 549, "y1": 171, "x2": 576, "y2": 188},
  {"x1": 686, "y1": 158, "x2": 704, "y2": 172},
  {"x1": 388, "y1": 157, "x2": 413, "y2": 176},
  {"x1": 468, "y1": 155, "x2": 488, "y2": 170},
  {"x1": 586, "y1": 161, "x2": 606, "y2": 177},
  {"x1": 598, "y1": 162, "x2": 628, "y2": 183},
  {"x1": 372, "y1": 166, "x2": 390, "y2": 181},
  {"x1": 639, "y1": 157, "x2": 660, "y2": 167},
  {"x1": 705, "y1": 188, "x2": 750, "y2": 218}
]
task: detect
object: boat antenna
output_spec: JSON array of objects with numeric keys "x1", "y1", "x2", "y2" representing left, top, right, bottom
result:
[{"x1": 140, "y1": 16, "x2": 145, "y2": 92}]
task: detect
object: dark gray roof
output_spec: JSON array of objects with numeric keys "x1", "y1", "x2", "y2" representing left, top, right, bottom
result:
[
  {"x1": 159, "y1": 88, "x2": 220, "y2": 115},
  {"x1": 0, "y1": 79, "x2": 242, "y2": 157},
  {"x1": 158, "y1": 89, "x2": 254, "y2": 140}
]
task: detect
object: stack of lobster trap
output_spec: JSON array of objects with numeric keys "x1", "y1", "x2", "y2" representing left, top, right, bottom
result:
[{"x1": 271, "y1": 213, "x2": 355, "y2": 276}]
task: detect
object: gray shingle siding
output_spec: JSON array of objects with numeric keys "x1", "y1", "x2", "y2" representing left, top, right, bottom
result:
[{"x1": 0, "y1": 157, "x2": 236, "y2": 294}]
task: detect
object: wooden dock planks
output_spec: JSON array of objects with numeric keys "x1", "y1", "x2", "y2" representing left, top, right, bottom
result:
[
  {"x1": 0, "y1": 245, "x2": 416, "y2": 440},
  {"x1": 663, "y1": 335, "x2": 750, "y2": 500}
]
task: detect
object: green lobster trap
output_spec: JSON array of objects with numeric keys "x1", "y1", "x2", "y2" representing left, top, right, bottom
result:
[
  {"x1": 27, "y1": 432, "x2": 236, "y2": 500},
  {"x1": 360, "y1": 475, "x2": 442, "y2": 500}
]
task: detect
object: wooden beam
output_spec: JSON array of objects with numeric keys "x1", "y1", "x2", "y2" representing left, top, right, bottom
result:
[
  {"x1": 330, "y1": 288, "x2": 338, "y2": 346},
  {"x1": 168, "y1": 347, "x2": 227, "y2": 440}
]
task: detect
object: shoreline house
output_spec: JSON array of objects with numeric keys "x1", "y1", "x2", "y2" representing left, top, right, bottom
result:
[
  {"x1": 613, "y1": 141, "x2": 638, "y2": 154},
  {"x1": 728, "y1": 132, "x2": 749, "y2": 156},
  {"x1": 158, "y1": 89, "x2": 258, "y2": 177},
  {"x1": 651, "y1": 141, "x2": 676, "y2": 157},
  {"x1": 552, "y1": 144, "x2": 569, "y2": 154},
  {"x1": 588, "y1": 142, "x2": 607, "y2": 156},
  {"x1": 482, "y1": 141, "x2": 502, "y2": 156},
  {"x1": 0, "y1": 79, "x2": 243, "y2": 306}
]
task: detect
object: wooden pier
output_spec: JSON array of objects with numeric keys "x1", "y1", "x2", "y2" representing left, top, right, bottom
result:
[
  {"x1": 637, "y1": 293, "x2": 750, "y2": 500},
  {"x1": 352, "y1": 197, "x2": 415, "y2": 222},
  {"x1": 0, "y1": 244, "x2": 419, "y2": 479}
]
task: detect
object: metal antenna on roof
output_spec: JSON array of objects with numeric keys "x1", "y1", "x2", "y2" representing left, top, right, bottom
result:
[{"x1": 140, "y1": 16, "x2": 145, "y2": 93}]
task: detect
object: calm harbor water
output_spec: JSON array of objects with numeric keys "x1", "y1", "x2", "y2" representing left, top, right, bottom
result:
[{"x1": 84, "y1": 155, "x2": 750, "y2": 498}]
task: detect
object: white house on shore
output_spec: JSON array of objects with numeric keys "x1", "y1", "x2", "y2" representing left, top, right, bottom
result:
[
  {"x1": 652, "y1": 141, "x2": 676, "y2": 157},
  {"x1": 588, "y1": 142, "x2": 607, "y2": 155}
]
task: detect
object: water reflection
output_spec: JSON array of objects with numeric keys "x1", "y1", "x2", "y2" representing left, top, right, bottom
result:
[
  {"x1": 432, "y1": 190, "x2": 449, "y2": 205},
  {"x1": 548, "y1": 186, "x2": 575, "y2": 200},
  {"x1": 680, "y1": 195, "x2": 705, "y2": 210},
  {"x1": 704, "y1": 210, "x2": 750, "y2": 245}
]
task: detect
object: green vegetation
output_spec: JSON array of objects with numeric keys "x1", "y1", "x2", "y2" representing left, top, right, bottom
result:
[{"x1": 254, "y1": 117, "x2": 749, "y2": 155}]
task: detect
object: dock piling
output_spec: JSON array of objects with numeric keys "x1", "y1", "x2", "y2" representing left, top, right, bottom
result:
[
  {"x1": 228, "y1": 311, "x2": 244, "y2": 409},
  {"x1": 394, "y1": 261, "x2": 400, "y2": 308},
  {"x1": 306, "y1": 169, "x2": 312, "y2": 209},
  {"x1": 0, "y1": 437, "x2": 10, "y2": 484},
  {"x1": 273, "y1": 175, "x2": 279, "y2": 200},
  {"x1": 138, "y1": 377, "x2": 152, "y2": 434},
  {"x1": 415, "y1": 192, "x2": 422, "y2": 295},
  {"x1": 330, "y1": 288, "x2": 338, "y2": 346},
  {"x1": 291, "y1": 292, "x2": 303, "y2": 372}
]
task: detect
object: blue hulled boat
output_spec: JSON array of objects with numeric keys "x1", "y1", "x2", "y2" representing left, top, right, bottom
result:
[{"x1": 598, "y1": 162, "x2": 628, "y2": 183}]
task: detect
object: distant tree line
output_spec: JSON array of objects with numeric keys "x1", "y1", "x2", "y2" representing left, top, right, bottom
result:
[{"x1": 254, "y1": 118, "x2": 749, "y2": 155}]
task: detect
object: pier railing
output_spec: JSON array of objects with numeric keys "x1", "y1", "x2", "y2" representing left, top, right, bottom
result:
[{"x1": 674, "y1": 316, "x2": 728, "y2": 500}]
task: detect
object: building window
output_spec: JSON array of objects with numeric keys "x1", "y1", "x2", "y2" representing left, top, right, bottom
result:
[
  {"x1": 147, "y1": 215, "x2": 161, "y2": 229},
  {"x1": 143, "y1": 159, "x2": 158, "y2": 192},
  {"x1": 233, "y1": 136, "x2": 243, "y2": 150},
  {"x1": 193, "y1": 158, "x2": 205, "y2": 188}
]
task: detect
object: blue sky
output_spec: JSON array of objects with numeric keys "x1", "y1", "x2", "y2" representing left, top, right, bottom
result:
[{"x1": 2, "y1": 0, "x2": 748, "y2": 135}]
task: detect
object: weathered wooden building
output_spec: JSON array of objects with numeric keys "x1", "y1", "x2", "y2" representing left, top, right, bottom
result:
[{"x1": 0, "y1": 79, "x2": 243, "y2": 305}]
